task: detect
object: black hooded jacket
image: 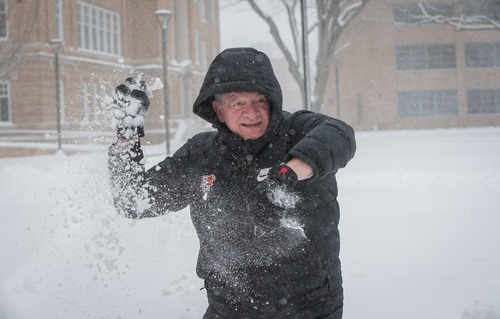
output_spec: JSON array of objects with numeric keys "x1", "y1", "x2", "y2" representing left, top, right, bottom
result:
[{"x1": 109, "y1": 47, "x2": 356, "y2": 318}]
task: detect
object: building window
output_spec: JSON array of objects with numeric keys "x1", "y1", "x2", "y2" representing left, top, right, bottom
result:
[
  {"x1": 465, "y1": 42, "x2": 500, "y2": 68},
  {"x1": 464, "y1": 0, "x2": 500, "y2": 21},
  {"x1": 393, "y1": 2, "x2": 454, "y2": 24},
  {"x1": 396, "y1": 44, "x2": 456, "y2": 70},
  {"x1": 0, "y1": 81, "x2": 10, "y2": 122},
  {"x1": 467, "y1": 89, "x2": 500, "y2": 114},
  {"x1": 398, "y1": 90, "x2": 458, "y2": 117},
  {"x1": 82, "y1": 81, "x2": 107, "y2": 123},
  {"x1": 0, "y1": 0, "x2": 7, "y2": 38},
  {"x1": 77, "y1": 2, "x2": 120, "y2": 55},
  {"x1": 55, "y1": 0, "x2": 63, "y2": 40}
]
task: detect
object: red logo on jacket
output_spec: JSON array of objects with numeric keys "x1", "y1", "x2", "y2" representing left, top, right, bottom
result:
[{"x1": 201, "y1": 174, "x2": 216, "y2": 193}]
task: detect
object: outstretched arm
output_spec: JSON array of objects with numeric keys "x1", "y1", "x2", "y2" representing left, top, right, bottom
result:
[{"x1": 285, "y1": 111, "x2": 356, "y2": 180}]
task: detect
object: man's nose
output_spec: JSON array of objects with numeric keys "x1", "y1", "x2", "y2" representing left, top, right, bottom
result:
[{"x1": 242, "y1": 102, "x2": 261, "y2": 116}]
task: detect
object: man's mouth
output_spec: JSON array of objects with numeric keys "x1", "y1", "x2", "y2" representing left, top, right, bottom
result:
[{"x1": 241, "y1": 121, "x2": 262, "y2": 128}]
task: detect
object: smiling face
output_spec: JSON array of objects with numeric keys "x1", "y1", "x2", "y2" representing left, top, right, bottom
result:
[{"x1": 212, "y1": 92, "x2": 271, "y2": 140}]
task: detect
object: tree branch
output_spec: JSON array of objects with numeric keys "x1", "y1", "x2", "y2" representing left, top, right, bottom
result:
[
  {"x1": 403, "y1": 2, "x2": 500, "y2": 31},
  {"x1": 246, "y1": 0, "x2": 305, "y2": 96}
]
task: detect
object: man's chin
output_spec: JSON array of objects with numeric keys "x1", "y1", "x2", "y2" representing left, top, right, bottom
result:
[
  {"x1": 241, "y1": 131, "x2": 265, "y2": 140},
  {"x1": 237, "y1": 124, "x2": 269, "y2": 140}
]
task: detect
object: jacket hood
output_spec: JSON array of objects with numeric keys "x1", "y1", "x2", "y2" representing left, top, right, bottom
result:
[{"x1": 193, "y1": 47, "x2": 283, "y2": 125}]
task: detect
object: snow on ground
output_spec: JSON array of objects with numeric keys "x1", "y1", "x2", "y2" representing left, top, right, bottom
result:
[{"x1": 0, "y1": 127, "x2": 499, "y2": 319}]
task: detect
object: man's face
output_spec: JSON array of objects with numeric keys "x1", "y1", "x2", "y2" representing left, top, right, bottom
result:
[{"x1": 212, "y1": 92, "x2": 271, "y2": 140}]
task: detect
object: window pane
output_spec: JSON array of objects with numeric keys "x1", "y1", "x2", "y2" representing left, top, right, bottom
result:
[
  {"x1": 427, "y1": 44, "x2": 456, "y2": 69},
  {"x1": 0, "y1": 0, "x2": 7, "y2": 37},
  {"x1": 77, "y1": 2, "x2": 120, "y2": 55},
  {"x1": 398, "y1": 90, "x2": 458, "y2": 117},
  {"x1": 396, "y1": 44, "x2": 456, "y2": 70},
  {"x1": 0, "y1": 82, "x2": 9, "y2": 122},
  {"x1": 467, "y1": 89, "x2": 500, "y2": 114},
  {"x1": 464, "y1": 0, "x2": 500, "y2": 21},
  {"x1": 1, "y1": 98, "x2": 8, "y2": 121},
  {"x1": 465, "y1": 43, "x2": 496, "y2": 68},
  {"x1": 396, "y1": 45, "x2": 425, "y2": 70}
]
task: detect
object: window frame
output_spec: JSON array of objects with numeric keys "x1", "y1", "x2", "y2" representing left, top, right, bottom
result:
[
  {"x1": 465, "y1": 42, "x2": 500, "y2": 69},
  {"x1": 0, "y1": 81, "x2": 11, "y2": 123},
  {"x1": 77, "y1": 1, "x2": 121, "y2": 56},
  {"x1": 396, "y1": 43, "x2": 456, "y2": 71},
  {"x1": 398, "y1": 90, "x2": 459, "y2": 117},
  {"x1": 0, "y1": 0, "x2": 8, "y2": 40},
  {"x1": 467, "y1": 88, "x2": 500, "y2": 114},
  {"x1": 464, "y1": 0, "x2": 500, "y2": 22}
]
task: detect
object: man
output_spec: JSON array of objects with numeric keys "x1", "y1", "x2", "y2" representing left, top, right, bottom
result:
[{"x1": 108, "y1": 47, "x2": 356, "y2": 318}]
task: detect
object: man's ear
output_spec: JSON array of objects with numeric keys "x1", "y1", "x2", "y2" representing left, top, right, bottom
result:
[{"x1": 212, "y1": 100, "x2": 225, "y2": 123}]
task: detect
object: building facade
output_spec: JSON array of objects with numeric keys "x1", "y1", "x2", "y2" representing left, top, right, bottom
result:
[
  {"x1": 0, "y1": 0, "x2": 220, "y2": 144},
  {"x1": 324, "y1": 0, "x2": 500, "y2": 130}
]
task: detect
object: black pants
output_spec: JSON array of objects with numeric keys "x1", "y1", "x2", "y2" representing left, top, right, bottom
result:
[
  {"x1": 203, "y1": 305, "x2": 342, "y2": 319},
  {"x1": 202, "y1": 279, "x2": 343, "y2": 319}
]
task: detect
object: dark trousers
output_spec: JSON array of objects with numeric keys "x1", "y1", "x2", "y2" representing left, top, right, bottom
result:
[{"x1": 202, "y1": 279, "x2": 343, "y2": 319}]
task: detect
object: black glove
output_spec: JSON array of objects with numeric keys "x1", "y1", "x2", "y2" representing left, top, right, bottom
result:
[
  {"x1": 266, "y1": 164, "x2": 298, "y2": 189},
  {"x1": 111, "y1": 77, "x2": 151, "y2": 139},
  {"x1": 246, "y1": 164, "x2": 300, "y2": 237}
]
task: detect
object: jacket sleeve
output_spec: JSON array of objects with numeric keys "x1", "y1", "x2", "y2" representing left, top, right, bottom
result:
[
  {"x1": 284, "y1": 111, "x2": 356, "y2": 180},
  {"x1": 108, "y1": 140, "x2": 197, "y2": 219}
]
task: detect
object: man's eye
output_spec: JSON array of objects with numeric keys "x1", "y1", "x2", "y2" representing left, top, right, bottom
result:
[{"x1": 257, "y1": 100, "x2": 269, "y2": 107}]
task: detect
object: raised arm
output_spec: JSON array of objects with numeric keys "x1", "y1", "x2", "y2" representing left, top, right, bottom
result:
[{"x1": 107, "y1": 78, "x2": 194, "y2": 218}]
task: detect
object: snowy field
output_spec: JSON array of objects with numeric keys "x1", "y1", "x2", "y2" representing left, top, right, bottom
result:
[{"x1": 0, "y1": 126, "x2": 499, "y2": 319}]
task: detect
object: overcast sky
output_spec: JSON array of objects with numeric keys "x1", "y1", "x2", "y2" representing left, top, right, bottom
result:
[{"x1": 219, "y1": 1, "x2": 282, "y2": 57}]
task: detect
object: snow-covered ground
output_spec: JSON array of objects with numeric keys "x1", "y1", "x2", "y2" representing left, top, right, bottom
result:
[{"x1": 0, "y1": 126, "x2": 499, "y2": 319}]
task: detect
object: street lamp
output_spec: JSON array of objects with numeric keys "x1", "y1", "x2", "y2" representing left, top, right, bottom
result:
[
  {"x1": 155, "y1": 9, "x2": 173, "y2": 155},
  {"x1": 300, "y1": 0, "x2": 311, "y2": 111},
  {"x1": 50, "y1": 39, "x2": 63, "y2": 152}
]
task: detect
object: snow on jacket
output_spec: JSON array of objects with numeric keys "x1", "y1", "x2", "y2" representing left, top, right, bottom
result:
[{"x1": 109, "y1": 47, "x2": 356, "y2": 318}]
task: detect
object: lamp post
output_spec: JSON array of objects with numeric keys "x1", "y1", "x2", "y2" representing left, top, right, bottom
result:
[
  {"x1": 300, "y1": 0, "x2": 311, "y2": 111},
  {"x1": 155, "y1": 9, "x2": 173, "y2": 155},
  {"x1": 50, "y1": 39, "x2": 63, "y2": 152}
]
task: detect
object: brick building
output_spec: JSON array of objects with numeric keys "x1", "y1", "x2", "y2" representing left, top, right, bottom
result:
[
  {"x1": 324, "y1": 0, "x2": 500, "y2": 130},
  {"x1": 0, "y1": 0, "x2": 220, "y2": 147}
]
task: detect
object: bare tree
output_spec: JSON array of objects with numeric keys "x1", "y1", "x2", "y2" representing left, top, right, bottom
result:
[
  {"x1": 226, "y1": 0, "x2": 500, "y2": 112},
  {"x1": 225, "y1": 0, "x2": 369, "y2": 112}
]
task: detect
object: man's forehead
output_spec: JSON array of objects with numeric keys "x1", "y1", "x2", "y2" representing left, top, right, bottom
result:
[{"x1": 222, "y1": 92, "x2": 267, "y2": 100}]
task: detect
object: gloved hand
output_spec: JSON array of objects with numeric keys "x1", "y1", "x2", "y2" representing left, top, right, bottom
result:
[
  {"x1": 110, "y1": 77, "x2": 151, "y2": 139},
  {"x1": 246, "y1": 164, "x2": 300, "y2": 237},
  {"x1": 266, "y1": 164, "x2": 299, "y2": 189}
]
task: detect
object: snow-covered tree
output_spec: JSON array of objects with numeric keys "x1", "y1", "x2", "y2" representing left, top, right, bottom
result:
[
  {"x1": 225, "y1": 0, "x2": 368, "y2": 112},
  {"x1": 227, "y1": 0, "x2": 500, "y2": 113}
]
